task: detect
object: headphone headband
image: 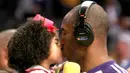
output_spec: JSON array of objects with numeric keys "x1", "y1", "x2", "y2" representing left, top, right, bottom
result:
[{"x1": 79, "y1": 1, "x2": 95, "y2": 18}]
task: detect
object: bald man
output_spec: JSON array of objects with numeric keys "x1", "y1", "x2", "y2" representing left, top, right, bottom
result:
[
  {"x1": 60, "y1": 1, "x2": 128, "y2": 73},
  {"x1": 0, "y1": 29, "x2": 16, "y2": 69}
]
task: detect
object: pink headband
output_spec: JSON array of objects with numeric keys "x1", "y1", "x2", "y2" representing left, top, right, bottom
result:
[{"x1": 33, "y1": 14, "x2": 58, "y2": 32}]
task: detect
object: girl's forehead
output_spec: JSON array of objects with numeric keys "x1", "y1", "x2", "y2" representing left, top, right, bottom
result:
[
  {"x1": 55, "y1": 34, "x2": 59, "y2": 39},
  {"x1": 54, "y1": 31, "x2": 59, "y2": 37}
]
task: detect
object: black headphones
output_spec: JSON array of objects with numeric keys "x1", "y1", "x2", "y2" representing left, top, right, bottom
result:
[{"x1": 74, "y1": 1, "x2": 95, "y2": 46}]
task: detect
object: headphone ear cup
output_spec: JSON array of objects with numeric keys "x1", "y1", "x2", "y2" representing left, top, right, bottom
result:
[
  {"x1": 74, "y1": 23, "x2": 94, "y2": 46},
  {"x1": 74, "y1": 1, "x2": 95, "y2": 47}
]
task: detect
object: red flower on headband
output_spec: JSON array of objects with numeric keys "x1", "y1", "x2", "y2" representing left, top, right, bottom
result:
[{"x1": 33, "y1": 14, "x2": 58, "y2": 32}]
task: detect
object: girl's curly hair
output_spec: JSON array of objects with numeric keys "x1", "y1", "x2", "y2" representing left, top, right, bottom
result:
[{"x1": 8, "y1": 20, "x2": 55, "y2": 73}]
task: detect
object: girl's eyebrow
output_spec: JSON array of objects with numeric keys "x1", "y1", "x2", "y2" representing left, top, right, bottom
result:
[
  {"x1": 55, "y1": 38, "x2": 59, "y2": 41},
  {"x1": 54, "y1": 37, "x2": 60, "y2": 41}
]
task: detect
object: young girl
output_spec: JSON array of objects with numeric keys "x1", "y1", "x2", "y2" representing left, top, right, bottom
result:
[{"x1": 7, "y1": 14, "x2": 63, "y2": 73}]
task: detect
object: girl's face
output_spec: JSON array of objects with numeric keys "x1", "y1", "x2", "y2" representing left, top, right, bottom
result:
[{"x1": 48, "y1": 34, "x2": 63, "y2": 64}]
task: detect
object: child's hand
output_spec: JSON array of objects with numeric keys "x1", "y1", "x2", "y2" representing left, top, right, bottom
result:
[
  {"x1": 127, "y1": 67, "x2": 130, "y2": 73},
  {"x1": 51, "y1": 61, "x2": 68, "y2": 73},
  {"x1": 51, "y1": 64, "x2": 64, "y2": 73}
]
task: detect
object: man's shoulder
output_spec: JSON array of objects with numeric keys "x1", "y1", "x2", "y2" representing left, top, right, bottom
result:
[{"x1": 87, "y1": 60, "x2": 128, "y2": 73}]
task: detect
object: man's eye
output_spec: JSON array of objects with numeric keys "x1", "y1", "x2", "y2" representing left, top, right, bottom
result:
[{"x1": 62, "y1": 32, "x2": 66, "y2": 36}]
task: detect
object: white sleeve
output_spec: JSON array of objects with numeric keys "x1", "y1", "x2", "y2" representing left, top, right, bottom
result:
[{"x1": 30, "y1": 70, "x2": 46, "y2": 73}]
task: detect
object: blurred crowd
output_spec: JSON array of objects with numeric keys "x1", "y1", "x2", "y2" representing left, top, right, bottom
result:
[
  {"x1": 1, "y1": 0, "x2": 130, "y2": 70},
  {"x1": 0, "y1": 0, "x2": 80, "y2": 30}
]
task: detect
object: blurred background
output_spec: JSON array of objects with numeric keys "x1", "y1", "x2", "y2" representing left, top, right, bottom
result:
[{"x1": 0, "y1": 0, "x2": 130, "y2": 69}]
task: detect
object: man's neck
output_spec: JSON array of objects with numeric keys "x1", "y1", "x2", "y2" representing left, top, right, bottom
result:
[{"x1": 79, "y1": 47, "x2": 111, "y2": 72}]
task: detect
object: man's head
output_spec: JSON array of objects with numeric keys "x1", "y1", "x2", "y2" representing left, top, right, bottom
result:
[
  {"x1": 0, "y1": 29, "x2": 16, "y2": 69},
  {"x1": 60, "y1": 1, "x2": 109, "y2": 62}
]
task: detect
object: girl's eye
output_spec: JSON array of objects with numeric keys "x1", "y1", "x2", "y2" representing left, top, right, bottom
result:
[{"x1": 55, "y1": 38, "x2": 60, "y2": 45}]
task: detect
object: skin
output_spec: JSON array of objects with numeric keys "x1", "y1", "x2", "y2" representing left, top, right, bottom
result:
[
  {"x1": 127, "y1": 68, "x2": 130, "y2": 73},
  {"x1": 40, "y1": 32, "x2": 63, "y2": 70},
  {"x1": 60, "y1": 4, "x2": 112, "y2": 72},
  {"x1": 0, "y1": 29, "x2": 16, "y2": 69}
]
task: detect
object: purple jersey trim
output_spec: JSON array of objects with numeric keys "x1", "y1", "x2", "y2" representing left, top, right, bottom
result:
[{"x1": 87, "y1": 60, "x2": 128, "y2": 73}]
